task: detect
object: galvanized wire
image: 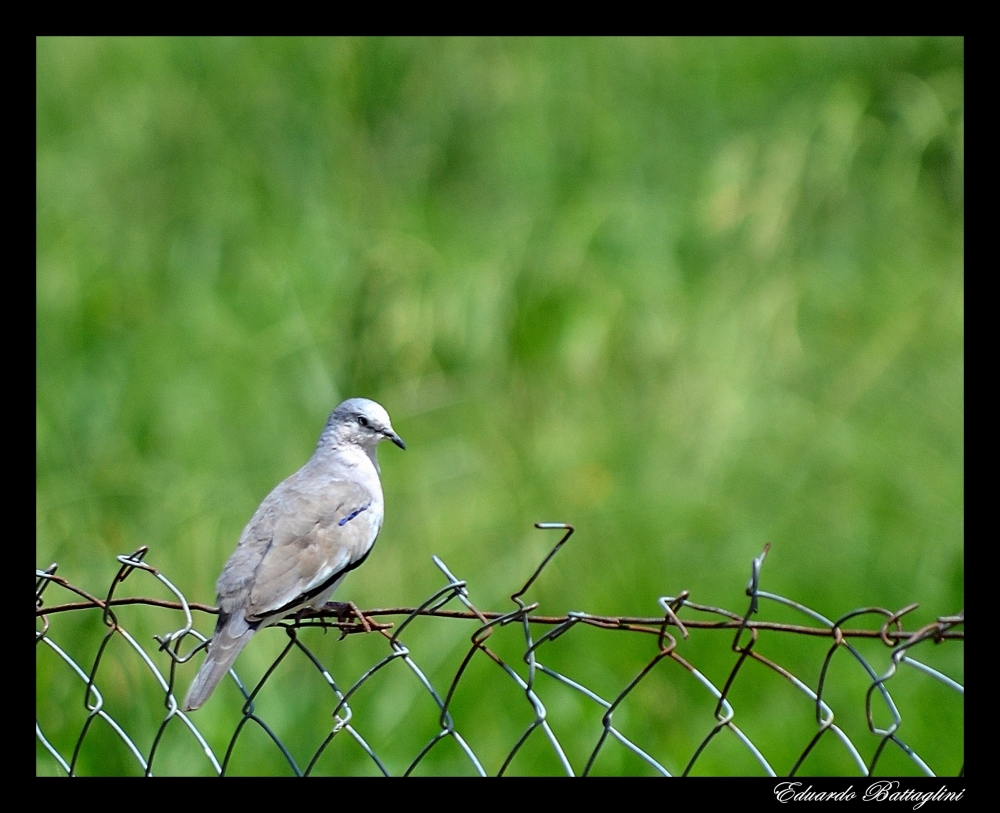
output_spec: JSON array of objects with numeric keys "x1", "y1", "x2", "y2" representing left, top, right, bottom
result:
[{"x1": 36, "y1": 524, "x2": 963, "y2": 777}]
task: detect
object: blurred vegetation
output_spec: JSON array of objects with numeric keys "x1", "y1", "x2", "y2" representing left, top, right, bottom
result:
[{"x1": 37, "y1": 37, "x2": 963, "y2": 776}]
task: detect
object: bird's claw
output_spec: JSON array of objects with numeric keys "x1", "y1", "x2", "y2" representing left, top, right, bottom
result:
[{"x1": 322, "y1": 600, "x2": 373, "y2": 634}]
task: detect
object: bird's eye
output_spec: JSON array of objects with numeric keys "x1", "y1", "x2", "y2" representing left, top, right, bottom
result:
[{"x1": 357, "y1": 415, "x2": 369, "y2": 427}]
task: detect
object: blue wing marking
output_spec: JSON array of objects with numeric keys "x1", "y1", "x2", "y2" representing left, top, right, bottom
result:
[{"x1": 338, "y1": 503, "x2": 371, "y2": 526}]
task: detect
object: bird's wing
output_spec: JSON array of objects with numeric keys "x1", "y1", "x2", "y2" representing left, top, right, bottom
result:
[{"x1": 219, "y1": 477, "x2": 382, "y2": 624}]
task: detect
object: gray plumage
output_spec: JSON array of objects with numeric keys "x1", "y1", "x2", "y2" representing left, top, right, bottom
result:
[{"x1": 182, "y1": 398, "x2": 405, "y2": 711}]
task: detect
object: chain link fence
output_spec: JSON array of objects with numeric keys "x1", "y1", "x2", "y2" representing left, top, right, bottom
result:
[{"x1": 36, "y1": 524, "x2": 963, "y2": 776}]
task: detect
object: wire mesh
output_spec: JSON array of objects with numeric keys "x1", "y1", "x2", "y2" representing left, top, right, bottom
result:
[{"x1": 36, "y1": 524, "x2": 964, "y2": 777}]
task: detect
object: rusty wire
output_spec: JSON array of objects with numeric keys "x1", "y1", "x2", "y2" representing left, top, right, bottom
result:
[{"x1": 36, "y1": 523, "x2": 963, "y2": 777}]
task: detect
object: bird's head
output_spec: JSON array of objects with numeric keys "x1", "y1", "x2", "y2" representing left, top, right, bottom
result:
[{"x1": 320, "y1": 398, "x2": 406, "y2": 457}]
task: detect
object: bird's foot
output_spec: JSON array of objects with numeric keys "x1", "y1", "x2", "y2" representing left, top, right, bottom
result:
[{"x1": 321, "y1": 600, "x2": 373, "y2": 634}]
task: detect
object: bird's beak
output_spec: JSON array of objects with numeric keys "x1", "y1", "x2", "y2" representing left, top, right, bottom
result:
[{"x1": 385, "y1": 430, "x2": 406, "y2": 450}]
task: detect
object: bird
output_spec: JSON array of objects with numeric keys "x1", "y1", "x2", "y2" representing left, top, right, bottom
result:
[{"x1": 182, "y1": 397, "x2": 405, "y2": 711}]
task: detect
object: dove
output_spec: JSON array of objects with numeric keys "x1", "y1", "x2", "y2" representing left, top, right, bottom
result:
[{"x1": 182, "y1": 397, "x2": 404, "y2": 711}]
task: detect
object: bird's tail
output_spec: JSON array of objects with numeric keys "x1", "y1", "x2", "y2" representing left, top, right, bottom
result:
[{"x1": 182, "y1": 613, "x2": 254, "y2": 711}]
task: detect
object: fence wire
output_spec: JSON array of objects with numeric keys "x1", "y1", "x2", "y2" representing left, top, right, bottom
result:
[{"x1": 36, "y1": 524, "x2": 964, "y2": 776}]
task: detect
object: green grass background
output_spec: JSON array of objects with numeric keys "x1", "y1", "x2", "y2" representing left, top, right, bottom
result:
[{"x1": 37, "y1": 37, "x2": 963, "y2": 776}]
